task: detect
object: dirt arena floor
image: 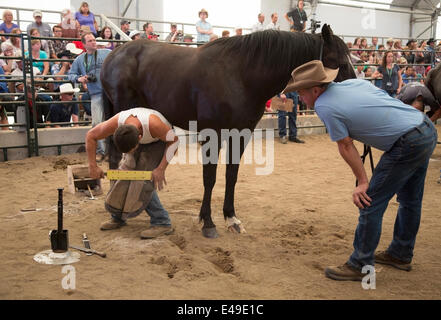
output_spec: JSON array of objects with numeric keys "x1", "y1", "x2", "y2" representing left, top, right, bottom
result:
[{"x1": 1, "y1": 126, "x2": 440, "y2": 300}]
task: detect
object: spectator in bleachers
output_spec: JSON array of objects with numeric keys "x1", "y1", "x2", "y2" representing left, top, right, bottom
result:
[
  {"x1": 25, "y1": 39, "x2": 49, "y2": 76},
  {"x1": 71, "y1": 26, "x2": 91, "y2": 52},
  {"x1": 360, "y1": 38, "x2": 368, "y2": 50},
  {"x1": 129, "y1": 30, "x2": 141, "y2": 41},
  {"x1": 100, "y1": 27, "x2": 115, "y2": 50},
  {"x1": 426, "y1": 38, "x2": 436, "y2": 67},
  {"x1": 115, "y1": 20, "x2": 131, "y2": 40},
  {"x1": 414, "y1": 55, "x2": 426, "y2": 77},
  {"x1": 165, "y1": 23, "x2": 183, "y2": 42},
  {"x1": 25, "y1": 84, "x2": 48, "y2": 128},
  {"x1": 46, "y1": 83, "x2": 79, "y2": 127},
  {"x1": 9, "y1": 59, "x2": 40, "y2": 93},
  {"x1": 265, "y1": 13, "x2": 280, "y2": 30},
  {"x1": 352, "y1": 37, "x2": 362, "y2": 57},
  {"x1": 141, "y1": 22, "x2": 153, "y2": 39},
  {"x1": 51, "y1": 50, "x2": 76, "y2": 91},
  {"x1": 364, "y1": 67, "x2": 374, "y2": 84},
  {"x1": 222, "y1": 30, "x2": 230, "y2": 38},
  {"x1": 0, "y1": 66, "x2": 10, "y2": 130},
  {"x1": 196, "y1": 9, "x2": 213, "y2": 43},
  {"x1": 48, "y1": 25, "x2": 68, "y2": 60},
  {"x1": 58, "y1": 9, "x2": 79, "y2": 39},
  {"x1": 68, "y1": 32, "x2": 111, "y2": 161},
  {"x1": 355, "y1": 60, "x2": 365, "y2": 79},
  {"x1": 385, "y1": 38, "x2": 394, "y2": 50},
  {"x1": 405, "y1": 39, "x2": 417, "y2": 64},
  {"x1": 371, "y1": 37, "x2": 379, "y2": 50},
  {"x1": 75, "y1": 2, "x2": 98, "y2": 37},
  {"x1": 393, "y1": 39, "x2": 403, "y2": 60},
  {"x1": 4, "y1": 28, "x2": 22, "y2": 56},
  {"x1": 235, "y1": 27, "x2": 243, "y2": 36},
  {"x1": 372, "y1": 51, "x2": 402, "y2": 97},
  {"x1": 360, "y1": 52, "x2": 369, "y2": 64},
  {"x1": 209, "y1": 34, "x2": 219, "y2": 42},
  {"x1": 377, "y1": 44, "x2": 385, "y2": 61},
  {"x1": 0, "y1": 41, "x2": 17, "y2": 74},
  {"x1": 26, "y1": 10, "x2": 52, "y2": 38},
  {"x1": 28, "y1": 28, "x2": 50, "y2": 56},
  {"x1": 346, "y1": 42, "x2": 352, "y2": 48},
  {"x1": 285, "y1": 0, "x2": 307, "y2": 32},
  {"x1": 251, "y1": 13, "x2": 265, "y2": 32},
  {"x1": 183, "y1": 34, "x2": 195, "y2": 47},
  {"x1": 401, "y1": 66, "x2": 422, "y2": 84},
  {"x1": 0, "y1": 10, "x2": 19, "y2": 41}
]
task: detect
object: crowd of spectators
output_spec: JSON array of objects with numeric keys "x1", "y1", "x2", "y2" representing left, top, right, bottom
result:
[
  {"x1": 0, "y1": 2, "x2": 440, "y2": 131},
  {"x1": 346, "y1": 36, "x2": 440, "y2": 97}
]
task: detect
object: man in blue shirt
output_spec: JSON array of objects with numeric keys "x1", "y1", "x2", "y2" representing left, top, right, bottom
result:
[
  {"x1": 68, "y1": 32, "x2": 111, "y2": 161},
  {"x1": 283, "y1": 60, "x2": 437, "y2": 281}
]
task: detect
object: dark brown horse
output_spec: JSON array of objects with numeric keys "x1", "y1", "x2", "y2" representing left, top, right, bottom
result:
[
  {"x1": 425, "y1": 62, "x2": 441, "y2": 106},
  {"x1": 100, "y1": 24, "x2": 356, "y2": 238}
]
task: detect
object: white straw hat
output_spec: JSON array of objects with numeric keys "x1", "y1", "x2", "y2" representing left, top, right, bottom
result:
[{"x1": 59, "y1": 83, "x2": 80, "y2": 94}]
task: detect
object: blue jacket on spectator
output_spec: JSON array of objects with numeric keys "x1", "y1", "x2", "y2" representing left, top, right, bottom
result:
[{"x1": 67, "y1": 49, "x2": 111, "y2": 97}]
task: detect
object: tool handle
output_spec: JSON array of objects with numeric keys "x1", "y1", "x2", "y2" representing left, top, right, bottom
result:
[
  {"x1": 57, "y1": 188, "x2": 64, "y2": 232},
  {"x1": 92, "y1": 250, "x2": 106, "y2": 258}
]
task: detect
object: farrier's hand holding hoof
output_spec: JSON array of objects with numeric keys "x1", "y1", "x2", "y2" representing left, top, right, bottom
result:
[
  {"x1": 89, "y1": 164, "x2": 104, "y2": 180},
  {"x1": 352, "y1": 182, "x2": 371, "y2": 209},
  {"x1": 152, "y1": 167, "x2": 167, "y2": 191}
]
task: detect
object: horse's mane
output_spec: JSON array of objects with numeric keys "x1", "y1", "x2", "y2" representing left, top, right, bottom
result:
[{"x1": 201, "y1": 30, "x2": 322, "y2": 72}]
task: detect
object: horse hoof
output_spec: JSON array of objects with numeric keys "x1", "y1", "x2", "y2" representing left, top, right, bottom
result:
[
  {"x1": 202, "y1": 227, "x2": 219, "y2": 238},
  {"x1": 228, "y1": 224, "x2": 247, "y2": 234}
]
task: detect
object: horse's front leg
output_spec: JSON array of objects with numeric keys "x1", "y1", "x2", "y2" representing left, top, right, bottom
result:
[
  {"x1": 199, "y1": 138, "x2": 221, "y2": 238},
  {"x1": 223, "y1": 134, "x2": 250, "y2": 234}
]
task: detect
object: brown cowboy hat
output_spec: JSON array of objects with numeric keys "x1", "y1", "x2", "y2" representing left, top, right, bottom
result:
[
  {"x1": 199, "y1": 8, "x2": 208, "y2": 17},
  {"x1": 282, "y1": 60, "x2": 339, "y2": 93}
]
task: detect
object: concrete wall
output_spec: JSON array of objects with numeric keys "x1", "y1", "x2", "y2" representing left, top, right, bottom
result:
[
  {"x1": 0, "y1": 127, "x2": 89, "y2": 161},
  {"x1": 0, "y1": 116, "x2": 326, "y2": 162}
]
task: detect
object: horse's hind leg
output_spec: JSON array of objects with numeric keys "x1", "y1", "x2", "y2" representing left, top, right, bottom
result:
[
  {"x1": 223, "y1": 134, "x2": 250, "y2": 234},
  {"x1": 199, "y1": 137, "x2": 221, "y2": 238}
]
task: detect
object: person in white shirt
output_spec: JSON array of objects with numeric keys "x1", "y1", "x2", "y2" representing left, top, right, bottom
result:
[
  {"x1": 265, "y1": 13, "x2": 280, "y2": 31},
  {"x1": 251, "y1": 13, "x2": 265, "y2": 32}
]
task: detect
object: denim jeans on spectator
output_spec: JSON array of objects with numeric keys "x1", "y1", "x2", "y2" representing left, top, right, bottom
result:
[
  {"x1": 81, "y1": 91, "x2": 91, "y2": 116},
  {"x1": 348, "y1": 117, "x2": 437, "y2": 270},
  {"x1": 111, "y1": 190, "x2": 172, "y2": 226},
  {"x1": 91, "y1": 93, "x2": 106, "y2": 155},
  {"x1": 278, "y1": 108, "x2": 298, "y2": 139}
]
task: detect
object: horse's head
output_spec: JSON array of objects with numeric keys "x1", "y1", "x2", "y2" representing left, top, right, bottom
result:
[{"x1": 320, "y1": 24, "x2": 356, "y2": 82}]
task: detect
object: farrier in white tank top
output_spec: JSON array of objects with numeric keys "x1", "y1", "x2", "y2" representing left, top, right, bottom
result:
[{"x1": 117, "y1": 107, "x2": 172, "y2": 144}]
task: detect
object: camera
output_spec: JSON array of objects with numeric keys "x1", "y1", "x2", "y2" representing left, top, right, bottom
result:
[
  {"x1": 310, "y1": 19, "x2": 321, "y2": 34},
  {"x1": 86, "y1": 74, "x2": 97, "y2": 82}
]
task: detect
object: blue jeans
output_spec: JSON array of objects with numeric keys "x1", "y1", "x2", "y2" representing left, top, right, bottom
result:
[
  {"x1": 278, "y1": 93, "x2": 298, "y2": 138},
  {"x1": 91, "y1": 94, "x2": 106, "y2": 155},
  {"x1": 111, "y1": 191, "x2": 171, "y2": 226},
  {"x1": 348, "y1": 117, "x2": 437, "y2": 269}
]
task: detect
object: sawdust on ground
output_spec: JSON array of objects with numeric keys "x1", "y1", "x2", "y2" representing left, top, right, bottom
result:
[{"x1": 0, "y1": 126, "x2": 441, "y2": 300}]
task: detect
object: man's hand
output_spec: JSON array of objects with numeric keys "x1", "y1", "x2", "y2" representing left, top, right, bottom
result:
[
  {"x1": 152, "y1": 167, "x2": 166, "y2": 191},
  {"x1": 280, "y1": 93, "x2": 287, "y2": 102},
  {"x1": 78, "y1": 75, "x2": 89, "y2": 84},
  {"x1": 89, "y1": 164, "x2": 104, "y2": 179},
  {"x1": 352, "y1": 182, "x2": 372, "y2": 209}
]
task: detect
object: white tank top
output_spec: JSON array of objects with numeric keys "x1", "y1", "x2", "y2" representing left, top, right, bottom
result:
[{"x1": 117, "y1": 108, "x2": 172, "y2": 144}]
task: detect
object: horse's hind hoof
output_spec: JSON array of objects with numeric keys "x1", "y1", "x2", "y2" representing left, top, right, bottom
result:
[{"x1": 202, "y1": 227, "x2": 219, "y2": 239}]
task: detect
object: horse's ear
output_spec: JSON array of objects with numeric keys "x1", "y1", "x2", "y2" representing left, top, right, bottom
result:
[{"x1": 321, "y1": 24, "x2": 334, "y2": 43}]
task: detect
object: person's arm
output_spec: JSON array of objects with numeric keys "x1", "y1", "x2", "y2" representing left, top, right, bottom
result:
[
  {"x1": 72, "y1": 113, "x2": 79, "y2": 126},
  {"x1": 149, "y1": 115, "x2": 179, "y2": 191},
  {"x1": 93, "y1": 17, "x2": 98, "y2": 34},
  {"x1": 0, "y1": 30, "x2": 6, "y2": 43},
  {"x1": 284, "y1": 13, "x2": 293, "y2": 25},
  {"x1": 86, "y1": 114, "x2": 119, "y2": 178},
  {"x1": 336, "y1": 137, "x2": 372, "y2": 209},
  {"x1": 396, "y1": 66, "x2": 403, "y2": 94},
  {"x1": 42, "y1": 61, "x2": 49, "y2": 75}
]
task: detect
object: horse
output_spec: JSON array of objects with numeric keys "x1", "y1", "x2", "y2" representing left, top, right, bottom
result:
[
  {"x1": 425, "y1": 62, "x2": 441, "y2": 104},
  {"x1": 100, "y1": 24, "x2": 356, "y2": 239}
]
